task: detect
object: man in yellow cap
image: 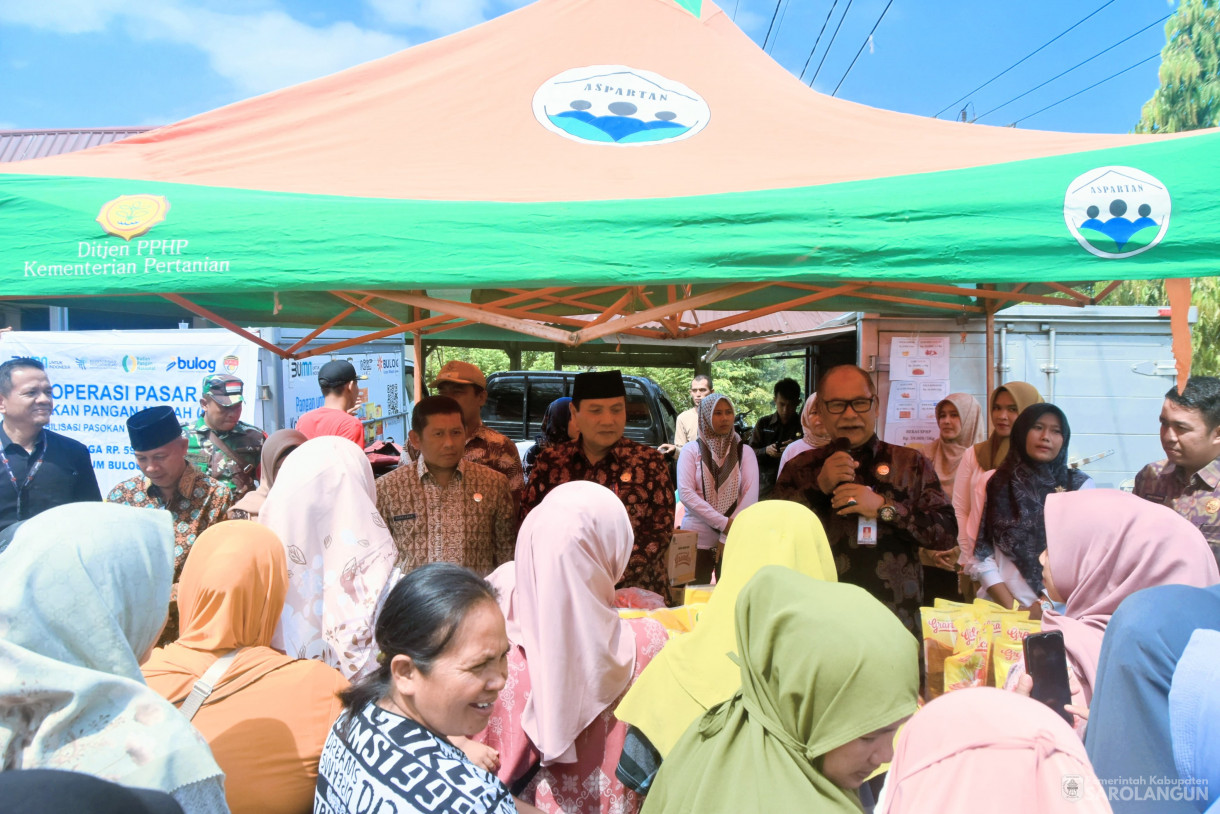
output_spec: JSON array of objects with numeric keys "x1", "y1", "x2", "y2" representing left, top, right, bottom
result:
[{"x1": 405, "y1": 360, "x2": 524, "y2": 497}]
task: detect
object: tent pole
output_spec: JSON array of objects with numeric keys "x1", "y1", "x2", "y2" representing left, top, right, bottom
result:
[
  {"x1": 414, "y1": 331, "x2": 424, "y2": 403},
  {"x1": 985, "y1": 301, "x2": 996, "y2": 433}
]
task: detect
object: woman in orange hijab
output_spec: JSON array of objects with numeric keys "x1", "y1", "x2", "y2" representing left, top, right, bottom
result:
[{"x1": 142, "y1": 520, "x2": 348, "y2": 814}]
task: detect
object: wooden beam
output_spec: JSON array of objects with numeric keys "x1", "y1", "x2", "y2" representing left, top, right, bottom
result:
[
  {"x1": 160, "y1": 294, "x2": 291, "y2": 358},
  {"x1": 1092, "y1": 280, "x2": 1125, "y2": 304},
  {"x1": 284, "y1": 304, "x2": 360, "y2": 355},
  {"x1": 572, "y1": 282, "x2": 770, "y2": 344},
  {"x1": 1045, "y1": 282, "x2": 1093, "y2": 303},
  {"x1": 681, "y1": 284, "x2": 865, "y2": 338},
  {"x1": 330, "y1": 292, "x2": 401, "y2": 325},
  {"x1": 864, "y1": 280, "x2": 1084, "y2": 308},
  {"x1": 362, "y1": 290, "x2": 579, "y2": 345},
  {"x1": 585, "y1": 289, "x2": 638, "y2": 328},
  {"x1": 850, "y1": 290, "x2": 985, "y2": 313}
]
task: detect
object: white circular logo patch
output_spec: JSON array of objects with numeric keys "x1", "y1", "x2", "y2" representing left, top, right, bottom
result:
[
  {"x1": 1064, "y1": 166, "x2": 1171, "y2": 259},
  {"x1": 533, "y1": 65, "x2": 710, "y2": 146}
]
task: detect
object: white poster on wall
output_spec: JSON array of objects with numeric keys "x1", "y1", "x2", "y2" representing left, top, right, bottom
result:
[
  {"x1": 281, "y1": 350, "x2": 408, "y2": 447},
  {"x1": 3, "y1": 330, "x2": 263, "y2": 493},
  {"x1": 884, "y1": 336, "x2": 952, "y2": 448}
]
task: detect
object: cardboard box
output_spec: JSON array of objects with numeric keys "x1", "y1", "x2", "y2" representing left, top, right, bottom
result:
[{"x1": 667, "y1": 530, "x2": 698, "y2": 587}]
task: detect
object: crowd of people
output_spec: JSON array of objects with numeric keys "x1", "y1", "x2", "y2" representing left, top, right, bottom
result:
[{"x1": 2, "y1": 351, "x2": 1220, "y2": 814}]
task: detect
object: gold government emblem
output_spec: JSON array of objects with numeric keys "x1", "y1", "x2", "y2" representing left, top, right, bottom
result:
[
  {"x1": 96, "y1": 194, "x2": 170, "y2": 240},
  {"x1": 473, "y1": 492, "x2": 483, "y2": 503},
  {"x1": 621, "y1": 472, "x2": 632, "y2": 483},
  {"x1": 875, "y1": 464, "x2": 890, "y2": 477},
  {"x1": 1206, "y1": 498, "x2": 1220, "y2": 515}
]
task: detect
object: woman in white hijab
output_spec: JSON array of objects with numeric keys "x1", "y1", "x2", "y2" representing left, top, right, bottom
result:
[
  {"x1": 778, "y1": 393, "x2": 832, "y2": 478},
  {"x1": 0, "y1": 502, "x2": 228, "y2": 813},
  {"x1": 260, "y1": 436, "x2": 399, "y2": 681}
]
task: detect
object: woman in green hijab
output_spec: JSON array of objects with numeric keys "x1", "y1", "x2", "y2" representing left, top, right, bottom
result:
[{"x1": 641, "y1": 566, "x2": 918, "y2": 814}]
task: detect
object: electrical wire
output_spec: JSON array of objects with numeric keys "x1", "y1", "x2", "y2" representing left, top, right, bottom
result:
[
  {"x1": 732, "y1": 0, "x2": 741, "y2": 22},
  {"x1": 973, "y1": 13, "x2": 1170, "y2": 121},
  {"x1": 798, "y1": 0, "x2": 841, "y2": 82},
  {"x1": 811, "y1": 0, "x2": 857, "y2": 85},
  {"x1": 832, "y1": 0, "x2": 896, "y2": 96},
  {"x1": 1011, "y1": 52, "x2": 1160, "y2": 126},
  {"x1": 767, "y1": 0, "x2": 795, "y2": 55},
  {"x1": 762, "y1": 0, "x2": 784, "y2": 51},
  {"x1": 933, "y1": 0, "x2": 1117, "y2": 118}
]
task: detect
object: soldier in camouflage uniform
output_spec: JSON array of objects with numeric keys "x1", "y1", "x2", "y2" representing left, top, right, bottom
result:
[{"x1": 184, "y1": 373, "x2": 265, "y2": 499}]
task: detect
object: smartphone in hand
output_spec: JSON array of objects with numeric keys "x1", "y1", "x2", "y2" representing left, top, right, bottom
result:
[{"x1": 1023, "y1": 631, "x2": 1074, "y2": 725}]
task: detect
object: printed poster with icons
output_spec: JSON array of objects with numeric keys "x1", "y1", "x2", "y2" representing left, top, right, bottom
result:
[
  {"x1": 281, "y1": 350, "x2": 408, "y2": 447},
  {"x1": 884, "y1": 336, "x2": 951, "y2": 447}
]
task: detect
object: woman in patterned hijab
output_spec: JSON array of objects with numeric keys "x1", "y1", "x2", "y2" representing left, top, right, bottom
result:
[{"x1": 677, "y1": 393, "x2": 759, "y2": 582}]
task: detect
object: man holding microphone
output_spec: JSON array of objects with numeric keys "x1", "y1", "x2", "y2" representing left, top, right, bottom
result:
[{"x1": 772, "y1": 364, "x2": 957, "y2": 634}]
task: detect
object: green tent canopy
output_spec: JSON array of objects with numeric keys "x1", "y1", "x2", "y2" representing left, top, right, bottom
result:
[{"x1": 1, "y1": 0, "x2": 1216, "y2": 355}]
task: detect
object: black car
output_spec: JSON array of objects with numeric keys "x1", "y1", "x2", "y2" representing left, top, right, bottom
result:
[{"x1": 482, "y1": 371, "x2": 678, "y2": 447}]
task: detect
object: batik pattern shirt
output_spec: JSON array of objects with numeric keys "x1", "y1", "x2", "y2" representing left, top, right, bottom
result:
[
  {"x1": 106, "y1": 465, "x2": 233, "y2": 642},
  {"x1": 522, "y1": 438, "x2": 675, "y2": 596},
  {"x1": 376, "y1": 457, "x2": 514, "y2": 576},
  {"x1": 183, "y1": 417, "x2": 265, "y2": 498},
  {"x1": 1134, "y1": 457, "x2": 1220, "y2": 569},
  {"x1": 772, "y1": 435, "x2": 957, "y2": 634},
  {"x1": 316, "y1": 703, "x2": 516, "y2": 814},
  {"x1": 406, "y1": 424, "x2": 524, "y2": 489}
]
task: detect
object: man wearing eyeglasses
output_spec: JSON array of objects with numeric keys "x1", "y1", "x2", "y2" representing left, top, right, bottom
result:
[{"x1": 772, "y1": 364, "x2": 957, "y2": 634}]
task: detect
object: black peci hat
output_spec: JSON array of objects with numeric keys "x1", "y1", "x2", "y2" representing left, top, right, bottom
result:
[
  {"x1": 127, "y1": 406, "x2": 184, "y2": 452},
  {"x1": 572, "y1": 370, "x2": 627, "y2": 402}
]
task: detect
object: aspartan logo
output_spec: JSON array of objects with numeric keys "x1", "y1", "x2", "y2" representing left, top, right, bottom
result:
[
  {"x1": 96, "y1": 194, "x2": 171, "y2": 241},
  {"x1": 533, "y1": 66, "x2": 710, "y2": 146},
  {"x1": 1064, "y1": 166, "x2": 1171, "y2": 259}
]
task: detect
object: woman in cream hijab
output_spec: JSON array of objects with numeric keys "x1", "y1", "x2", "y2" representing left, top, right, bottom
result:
[
  {"x1": 0, "y1": 503, "x2": 227, "y2": 813},
  {"x1": 914, "y1": 393, "x2": 985, "y2": 601},
  {"x1": 778, "y1": 393, "x2": 832, "y2": 478},
  {"x1": 260, "y1": 435, "x2": 399, "y2": 680}
]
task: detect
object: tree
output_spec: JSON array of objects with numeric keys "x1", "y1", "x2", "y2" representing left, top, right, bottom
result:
[
  {"x1": 1134, "y1": 0, "x2": 1220, "y2": 133},
  {"x1": 1105, "y1": 278, "x2": 1220, "y2": 375}
]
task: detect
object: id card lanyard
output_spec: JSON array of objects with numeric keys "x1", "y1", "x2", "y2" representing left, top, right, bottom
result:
[{"x1": 0, "y1": 430, "x2": 47, "y2": 519}]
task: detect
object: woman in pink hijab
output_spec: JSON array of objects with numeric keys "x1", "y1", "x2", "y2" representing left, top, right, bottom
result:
[
  {"x1": 877, "y1": 688, "x2": 1111, "y2": 813},
  {"x1": 1035, "y1": 490, "x2": 1220, "y2": 708},
  {"x1": 476, "y1": 481, "x2": 669, "y2": 814}
]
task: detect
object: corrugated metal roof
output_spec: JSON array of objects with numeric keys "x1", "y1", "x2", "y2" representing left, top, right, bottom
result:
[{"x1": 0, "y1": 128, "x2": 153, "y2": 163}]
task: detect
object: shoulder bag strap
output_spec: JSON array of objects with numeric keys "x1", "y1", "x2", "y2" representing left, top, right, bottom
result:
[{"x1": 178, "y1": 648, "x2": 244, "y2": 721}]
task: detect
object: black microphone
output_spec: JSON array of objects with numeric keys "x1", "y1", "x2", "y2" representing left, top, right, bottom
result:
[{"x1": 828, "y1": 437, "x2": 858, "y2": 486}]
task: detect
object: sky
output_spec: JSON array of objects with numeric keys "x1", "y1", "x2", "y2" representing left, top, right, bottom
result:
[{"x1": 0, "y1": 0, "x2": 1178, "y2": 134}]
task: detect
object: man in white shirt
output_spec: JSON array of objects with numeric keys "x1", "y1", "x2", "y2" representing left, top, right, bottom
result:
[{"x1": 662, "y1": 375, "x2": 712, "y2": 456}]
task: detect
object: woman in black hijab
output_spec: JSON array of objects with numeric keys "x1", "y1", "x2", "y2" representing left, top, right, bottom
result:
[
  {"x1": 974, "y1": 403, "x2": 1091, "y2": 612},
  {"x1": 524, "y1": 396, "x2": 576, "y2": 482}
]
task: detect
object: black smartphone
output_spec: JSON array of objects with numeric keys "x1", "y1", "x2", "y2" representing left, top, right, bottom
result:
[{"x1": 1023, "y1": 631, "x2": 1074, "y2": 725}]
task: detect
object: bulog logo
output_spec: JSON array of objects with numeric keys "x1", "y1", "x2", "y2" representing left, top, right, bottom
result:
[{"x1": 166, "y1": 357, "x2": 216, "y2": 372}]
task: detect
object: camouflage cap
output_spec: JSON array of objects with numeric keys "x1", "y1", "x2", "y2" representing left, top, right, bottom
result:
[{"x1": 202, "y1": 373, "x2": 245, "y2": 406}]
